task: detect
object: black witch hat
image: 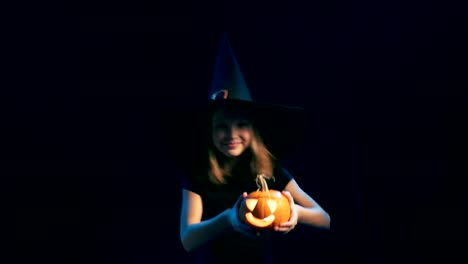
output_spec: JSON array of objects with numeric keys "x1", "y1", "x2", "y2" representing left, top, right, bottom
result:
[
  {"x1": 206, "y1": 33, "x2": 305, "y2": 158},
  {"x1": 164, "y1": 33, "x2": 305, "y2": 167}
]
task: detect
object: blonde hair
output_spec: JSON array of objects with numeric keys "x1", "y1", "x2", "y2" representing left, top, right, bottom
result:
[{"x1": 208, "y1": 124, "x2": 276, "y2": 184}]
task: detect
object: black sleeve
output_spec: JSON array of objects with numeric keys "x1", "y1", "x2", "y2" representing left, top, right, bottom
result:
[
  {"x1": 181, "y1": 176, "x2": 203, "y2": 195},
  {"x1": 271, "y1": 165, "x2": 294, "y2": 191}
]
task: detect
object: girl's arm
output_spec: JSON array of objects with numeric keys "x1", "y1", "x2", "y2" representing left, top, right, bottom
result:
[
  {"x1": 284, "y1": 179, "x2": 331, "y2": 228},
  {"x1": 180, "y1": 189, "x2": 232, "y2": 252}
]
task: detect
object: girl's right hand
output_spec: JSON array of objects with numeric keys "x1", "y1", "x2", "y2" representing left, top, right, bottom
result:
[{"x1": 228, "y1": 192, "x2": 260, "y2": 238}]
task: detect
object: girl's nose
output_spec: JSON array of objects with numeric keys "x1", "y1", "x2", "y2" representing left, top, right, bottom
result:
[{"x1": 226, "y1": 126, "x2": 238, "y2": 138}]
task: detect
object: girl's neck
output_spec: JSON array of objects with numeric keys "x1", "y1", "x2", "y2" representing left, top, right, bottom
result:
[{"x1": 220, "y1": 151, "x2": 252, "y2": 175}]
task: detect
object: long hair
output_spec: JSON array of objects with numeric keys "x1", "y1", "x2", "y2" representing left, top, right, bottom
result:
[{"x1": 208, "y1": 123, "x2": 276, "y2": 185}]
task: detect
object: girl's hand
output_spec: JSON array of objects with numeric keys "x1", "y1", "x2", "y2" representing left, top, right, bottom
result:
[
  {"x1": 274, "y1": 191, "x2": 298, "y2": 233},
  {"x1": 228, "y1": 192, "x2": 260, "y2": 238}
]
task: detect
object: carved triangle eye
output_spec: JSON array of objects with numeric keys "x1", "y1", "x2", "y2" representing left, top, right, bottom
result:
[
  {"x1": 245, "y1": 199, "x2": 258, "y2": 211},
  {"x1": 267, "y1": 200, "x2": 277, "y2": 213}
]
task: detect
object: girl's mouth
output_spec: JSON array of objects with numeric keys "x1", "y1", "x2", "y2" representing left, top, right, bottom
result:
[{"x1": 226, "y1": 142, "x2": 240, "y2": 148}]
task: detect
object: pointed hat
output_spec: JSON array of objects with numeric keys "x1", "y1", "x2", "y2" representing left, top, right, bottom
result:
[
  {"x1": 207, "y1": 33, "x2": 303, "y2": 109},
  {"x1": 163, "y1": 33, "x2": 305, "y2": 165},
  {"x1": 208, "y1": 32, "x2": 252, "y2": 102},
  {"x1": 205, "y1": 33, "x2": 306, "y2": 159}
]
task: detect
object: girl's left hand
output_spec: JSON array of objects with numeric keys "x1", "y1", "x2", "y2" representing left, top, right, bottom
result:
[{"x1": 274, "y1": 191, "x2": 298, "y2": 234}]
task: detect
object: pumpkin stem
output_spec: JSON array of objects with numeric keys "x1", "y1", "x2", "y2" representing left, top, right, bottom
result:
[{"x1": 256, "y1": 174, "x2": 271, "y2": 198}]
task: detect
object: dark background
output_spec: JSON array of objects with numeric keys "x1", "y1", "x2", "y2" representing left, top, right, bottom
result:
[{"x1": 10, "y1": 1, "x2": 466, "y2": 264}]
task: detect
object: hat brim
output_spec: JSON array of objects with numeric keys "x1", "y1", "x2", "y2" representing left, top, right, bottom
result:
[{"x1": 161, "y1": 99, "x2": 306, "y2": 166}]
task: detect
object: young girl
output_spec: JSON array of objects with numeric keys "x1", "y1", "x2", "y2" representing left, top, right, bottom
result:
[{"x1": 178, "y1": 34, "x2": 330, "y2": 263}]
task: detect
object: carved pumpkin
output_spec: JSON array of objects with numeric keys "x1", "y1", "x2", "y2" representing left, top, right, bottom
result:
[{"x1": 239, "y1": 175, "x2": 291, "y2": 229}]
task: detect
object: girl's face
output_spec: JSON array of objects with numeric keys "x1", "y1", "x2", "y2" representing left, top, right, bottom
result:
[{"x1": 212, "y1": 110, "x2": 253, "y2": 158}]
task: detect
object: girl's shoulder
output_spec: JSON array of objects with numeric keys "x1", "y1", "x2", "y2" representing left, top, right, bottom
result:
[
  {"x1": 269, "y1": 160, "x2": 295, "y2": 190},
  {"x1": 179, "y1": 163, "x2": 211, "y2": 194}
]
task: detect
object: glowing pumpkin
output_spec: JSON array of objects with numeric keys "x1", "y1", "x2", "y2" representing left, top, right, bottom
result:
[{"x1": 239, "y1": 175, "x2": 291, "y2": 229}]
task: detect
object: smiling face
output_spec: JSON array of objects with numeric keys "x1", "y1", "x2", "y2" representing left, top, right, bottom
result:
[{"x1": 212, "y1": 109, "x2": 253, "y2": 158}]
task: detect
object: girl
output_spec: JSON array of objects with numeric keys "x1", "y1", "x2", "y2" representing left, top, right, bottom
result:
[
  {"x1": 177, "y1": 33, "x2": 330, "y2": 263},
  {"x1": 179, "y1": 103, "x2": 331, "y2": 263}
]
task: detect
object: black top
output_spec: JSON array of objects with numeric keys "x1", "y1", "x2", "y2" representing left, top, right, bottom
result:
[{"x1": 181, "y1": 162, "x2": 294, "y2": 264}]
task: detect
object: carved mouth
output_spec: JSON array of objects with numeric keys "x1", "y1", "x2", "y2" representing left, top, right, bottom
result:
[{"x1": 244, "y1": 213, "x2": 275, "y2": 227}]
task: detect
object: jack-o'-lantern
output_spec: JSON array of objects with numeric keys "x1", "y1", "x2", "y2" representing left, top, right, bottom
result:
[{"x1": 239, "y1": 174, "x2": 291, "y2": 229}]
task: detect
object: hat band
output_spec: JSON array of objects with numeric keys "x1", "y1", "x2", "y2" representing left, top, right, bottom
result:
[{"x1": 211, "y1": 89, "x2": 229, "y2": 100}]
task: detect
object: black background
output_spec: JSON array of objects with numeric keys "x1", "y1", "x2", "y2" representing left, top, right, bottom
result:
[{"x1": 10, "y1": 1, "x2": 466, "y2": 263}]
